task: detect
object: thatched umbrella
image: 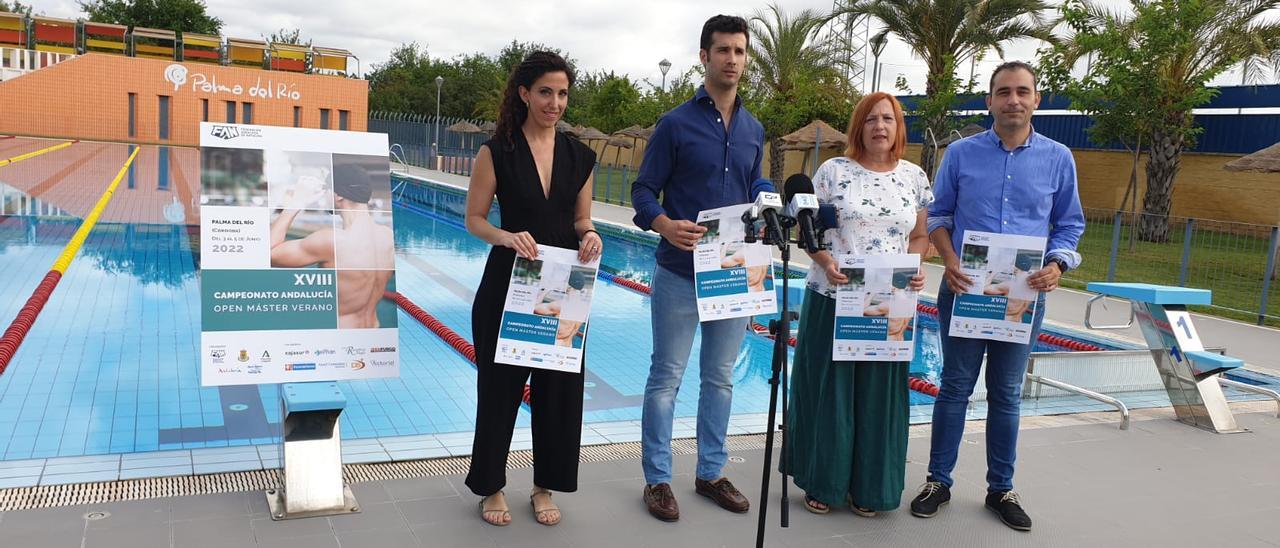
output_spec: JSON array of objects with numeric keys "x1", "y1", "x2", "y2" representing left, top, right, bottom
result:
[
  {"x1": 479, "y1": 121, "x2": 497, "y2": 135},
  {"x1": 615, "y1": 125, "x2": 647, "y2": 139},
  {"x1": 781, "y1": 119, "x2": 846, "y2": 148},
  {"x1": 577, "y1": 127, "x2": 610, "y2": 157},
  {"x1": 447, "y1": 121, "x2": 486, "y2": 152},
  {"x1": 556, "y1": 120, "x2": 583, "y2": 137},
  {"x1": 446, "y1": 121, "x2": 484, "y2": 134},
  {"x1": 606, "y1": 134, "x2": 633, "y2": 166},
  {"x1": 611, "y1": 125, "x2": 651, "y2": 167},
  {"x1": 939, "y1": 123, "x2": 987, "y2": 147},
  {"x1": 577, "y1": 127, "x2": 609, "y2": 141},
  {"x1": 781, "y1": 119, "x2": 848, "y2": 174},
  {"x1": 1224, "y1": 142, "x2": 1280, "y2": 173}
]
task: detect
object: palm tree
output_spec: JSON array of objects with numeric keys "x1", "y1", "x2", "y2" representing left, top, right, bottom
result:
[
  {"x1": 1054, "y1": 0, "x2": 1280, "y2": 241},
  {"x1": 832, "y1": 0, "x2": 1057, "y2": 178},
  {"x1": 748, "y1": 3, "x2": 853, "y2": 182}
]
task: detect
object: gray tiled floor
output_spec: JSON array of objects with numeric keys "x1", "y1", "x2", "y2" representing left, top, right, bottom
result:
[{"x1": 4, "y1": 409, "x2": 1278, "y2": 547}]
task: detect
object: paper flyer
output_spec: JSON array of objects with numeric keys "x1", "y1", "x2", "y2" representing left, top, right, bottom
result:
[
  {"x1": 692, "y1": 203, "x2": 778, "y2": 321},
  {"x1": 496, "y1": 244, "x2": 600, "y2": 373},
  {"x1": 949, "y1": 230, "x2": 1046, "y2": 344},
  {"x1": 833, "y1": 254, "x2": 921, "y2": 361},
  {"x1": 198, "y1": 122, "x2": 399, "y2": 385}
]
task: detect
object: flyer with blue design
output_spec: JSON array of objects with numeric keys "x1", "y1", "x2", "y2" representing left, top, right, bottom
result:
[
  {"x1": 496, "y1": 244, "x2": 599, "y2": 373},
  {"x1": 198, "y1": 122, "x2": 399, "y2": 386},
  {"x1": 692, "y1": 203, "x2": 778, "y2": 321},
  {"x1": 833, "y1": 254, "x2": 921, "y2": 361},
  {"x1": 949, "y1": 230, "x2": 1045, "y2": 344}
]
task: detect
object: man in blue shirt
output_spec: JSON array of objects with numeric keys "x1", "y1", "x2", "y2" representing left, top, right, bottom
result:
[
  {"x1": 631, "y1": 14, "x2": 775, "y2": 523},
  {"x1": 910, "y1": 61, "x2": 1085, "y2": 532}
]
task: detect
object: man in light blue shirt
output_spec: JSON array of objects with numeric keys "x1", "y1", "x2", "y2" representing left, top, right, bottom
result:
[{"x1": 910, "y1": 61, "x2": 1085, "y2": 532}]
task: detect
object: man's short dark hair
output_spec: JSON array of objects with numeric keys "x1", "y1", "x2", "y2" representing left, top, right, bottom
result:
[
  {"x1": 700, "y1": 15, "x2": 750, "y2": 51},
  {"x1": 989, "y1": 61, "x2": 1038, "y2": 92}
]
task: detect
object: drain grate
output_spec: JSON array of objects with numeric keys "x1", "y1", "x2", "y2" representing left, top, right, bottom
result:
[{"x1": 0, "y1": 433, "x2": 772, "y2": 512}]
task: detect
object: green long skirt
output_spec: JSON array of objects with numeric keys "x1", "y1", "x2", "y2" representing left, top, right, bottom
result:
[{"x1": 783, "y1": 289, "x2": 909, "y2": 510}]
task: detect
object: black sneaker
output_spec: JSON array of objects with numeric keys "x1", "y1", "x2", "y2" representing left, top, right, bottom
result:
[
  {"x1": 909, "y1": 481, "x2": 950, "y2": 518},
  {"x1": 985, "y1": 491, "x2": 1032, "y2": 531}
]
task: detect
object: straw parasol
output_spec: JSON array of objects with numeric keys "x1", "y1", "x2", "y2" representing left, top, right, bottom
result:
[
  {"x1": 1224, "y1": 142, "x2": 1280, "y2": 173},
  {"x1": 556, "y1": 120, "x2": 582, "y2": 137},
  {"x1": 479, "y1": 121, "x2": 497, "y2": 135},
  {"x1": 939, "y1": 123, "x2": 987, "y2": 147},
  {"x1": 615, "y1": 125, "x2": 648, "y2": 139},
  {"x1": 446, "y1": 121, "x2": 486, "y2": 152},
  {"x1": 780, "y1": 119, "x2": 847, "y2": 149},
  {"x1": 446, "y1": 121, "x2": 484, "y2": 134},
  {"x1": 577, "y1": 127, "x2": 609, "y2": 141},
  {"x1": 605, "y1": 134, "x2": 634, "y2": 165},
  {"x1": 780, "y1": 119, "x2": 848, "y2": 174}
]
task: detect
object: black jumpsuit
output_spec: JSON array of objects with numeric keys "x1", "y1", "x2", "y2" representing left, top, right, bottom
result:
[{"x1": 465, "y1": 130, "x2": 595, "y2": 496}]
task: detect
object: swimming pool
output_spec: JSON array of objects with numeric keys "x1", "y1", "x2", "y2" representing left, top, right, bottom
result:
[{"x1": 0, "y1": 139, "x2": 1273, "y2": 476}]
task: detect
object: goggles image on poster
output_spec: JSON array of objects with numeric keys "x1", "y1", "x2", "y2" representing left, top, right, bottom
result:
[
  {"x1": 949, "y1": 230, "x2": 1046, "y2": 344},
  {"x1": 692, "y1": 203, "x2": 778, "y2": 321},
  {"x1": 833, "y1": 254, "x2": 921, "y2": 361},
  {"x1": 199, "y1": 122, "x2": 399, "y2": 386},
  {"x1": 496, "y1": 245, "x2": 600, "y2": 373}
]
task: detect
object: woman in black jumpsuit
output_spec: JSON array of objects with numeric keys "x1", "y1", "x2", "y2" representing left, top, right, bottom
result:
[{"x1": 462, "y1": 51, "x2": 600, "y2": 527}]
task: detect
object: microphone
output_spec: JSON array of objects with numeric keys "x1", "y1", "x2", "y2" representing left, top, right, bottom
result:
[
  {"x1": 754, "y1": 190, "x2": 785, "y2": 246},
  {"x1": 783, "y1": 174, "x2": 822, "y2": 254}
]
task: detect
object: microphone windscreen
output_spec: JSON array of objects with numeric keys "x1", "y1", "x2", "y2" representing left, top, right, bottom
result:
[{"x1": 783, "y1": 174, "x2": 814, "y2": 202}]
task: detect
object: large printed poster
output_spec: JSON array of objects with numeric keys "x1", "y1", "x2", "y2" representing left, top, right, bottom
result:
[
  {"x1": 496, "y1": 245, "x2": 600, "y2": 373},
  {"x1": 692, "y1": 203, "x2": 778, "y2": 321},
  {"x1": 949, "y1": 230, "x2": 1046, "y2": 344},
  {"x1": 833, "y1": 254, "x2": 921, "y2": 361},
  {"x1": 199, "y1": 122, "x2": 399, "y2": 385}
]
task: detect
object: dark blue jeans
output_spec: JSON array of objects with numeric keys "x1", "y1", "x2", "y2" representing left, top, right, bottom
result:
[{"x1": 928, "y1": 285, "x2": 1045, "y2": 492}]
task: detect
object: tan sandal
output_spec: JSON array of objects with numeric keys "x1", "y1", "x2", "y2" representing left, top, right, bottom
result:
[
  {"x1": 530, "y1": 488, "x2": 561, "y2": 526},
  {"x1": 803, "y1": 494, "x2": 830, "y2": 515},
  {"x1": 847, "y1": 495, "x2": 877, "y2": 517},
  {"x1": 479, "y1": 491, "x2": 511, "y2": 526}
]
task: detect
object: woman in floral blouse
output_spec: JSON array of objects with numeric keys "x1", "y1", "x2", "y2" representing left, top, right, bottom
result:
[{"x1": 784, "y1": 92, "x2": 933, "y2": 516}]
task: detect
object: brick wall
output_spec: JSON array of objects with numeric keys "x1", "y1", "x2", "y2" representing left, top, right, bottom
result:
[{"x1": 0, "y1": 52, "x2": 367, "y2": 147}]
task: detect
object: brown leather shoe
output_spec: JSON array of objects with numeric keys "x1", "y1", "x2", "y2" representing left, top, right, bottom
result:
[
  {"x1": 695, "y1": 477, "x2": 750, "y2": 513},
  {"x1": 643, "y1": 483, "x2": 679, "y2": 522}
]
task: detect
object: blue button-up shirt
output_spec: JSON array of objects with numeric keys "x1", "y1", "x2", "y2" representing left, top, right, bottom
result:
[
  {"x1": 632, "y1": 85, "x2": 773, "y2": 278},
  {"x1": 927, "y1": 129, "x2": 1085, "y2": 268}
]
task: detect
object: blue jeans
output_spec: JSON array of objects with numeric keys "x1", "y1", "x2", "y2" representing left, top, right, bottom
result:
[
  {"x1": 928, "y1": 285, "x2": 1045, "y2": 492},
  {"x1": 641, "y1": 265, "x2": 748, "y2": 485}
]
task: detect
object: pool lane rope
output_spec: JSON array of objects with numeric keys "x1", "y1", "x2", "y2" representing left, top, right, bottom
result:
[
  {"x1": 0, "y1": 139, "x2": 78, "y2": 168},
  {"x1": 0, "y1": 146, "x2": 137, "y2": 375},
  {"x1": 385, "y1": 291, "x2": 534, "y2": 405}
]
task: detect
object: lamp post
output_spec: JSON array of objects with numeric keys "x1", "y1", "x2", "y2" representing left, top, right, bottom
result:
[
  {"x1": 433, "y1": 75, "x2": 443, "y2": 170},
  {"x1": 658, "y1": 58, "x2": 672, "y2": 91}
]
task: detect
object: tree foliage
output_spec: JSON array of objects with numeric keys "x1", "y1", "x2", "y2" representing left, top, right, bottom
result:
[{"x1": 77, "y1": 0, "x2": 222, "y2": 34}]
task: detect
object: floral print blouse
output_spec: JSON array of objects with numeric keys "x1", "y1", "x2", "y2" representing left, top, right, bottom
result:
[{"x1": 805, "y1": 156, "x2": 935, "y2": 298}]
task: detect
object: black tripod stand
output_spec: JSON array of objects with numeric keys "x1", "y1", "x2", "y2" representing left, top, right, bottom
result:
[{"x1": 750, "y1": 215, "x2": 797, "y2": 548}]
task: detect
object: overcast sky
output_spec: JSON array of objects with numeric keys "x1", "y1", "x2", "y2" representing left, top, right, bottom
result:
[{"x1": 33, "y1": 0, "x2": 1271, "y2": 93}]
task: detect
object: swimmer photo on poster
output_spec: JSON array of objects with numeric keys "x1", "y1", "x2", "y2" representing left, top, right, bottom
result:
[
  {"x1": 833, "y1": 254, "x2": 921, "y2": 361},
  {"x1": 496, "y1": 244, "x2": 600, "y2": 372},
  {"x1": 949, "y1": 231, "x2": 1045, "y2": 344}
]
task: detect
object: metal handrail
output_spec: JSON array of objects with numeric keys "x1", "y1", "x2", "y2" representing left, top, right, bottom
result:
[
  {"x1": 1084, "y1": 294, "x2": 1135, "y2": 330},
  {"x1": 389, "y1": 144, "x2": 407, "y2": 175},
  {"x1": 1025, "y1": 372, "x2": 1131, "y2": 430},
  {"x1": 1218, "y1": 377, "x2": 1280, "y2": 418}
]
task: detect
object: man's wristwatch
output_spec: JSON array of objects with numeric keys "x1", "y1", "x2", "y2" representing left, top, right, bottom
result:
[{"x1": 1047, "y1": 257, "x2": 1069, "y2": 273}]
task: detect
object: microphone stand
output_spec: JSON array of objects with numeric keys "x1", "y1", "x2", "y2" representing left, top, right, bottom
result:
[{"x1": 753, "y1": 212, "x2": 797, "y2": 548}]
